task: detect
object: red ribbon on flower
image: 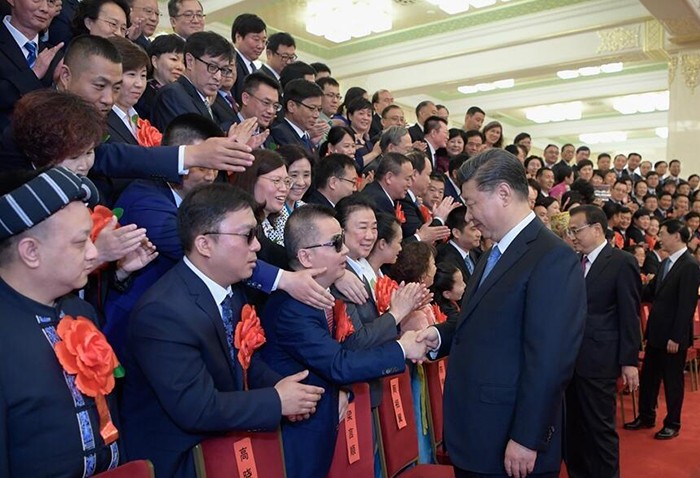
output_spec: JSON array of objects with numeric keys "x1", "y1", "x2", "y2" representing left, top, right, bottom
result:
[
  {"x1": 234, "y1": 304, "x2": 266, "y2": 390},
  {"x1": 53, "y1": 315, "x2": 121, "y2": 444},
  {"x1": 419, "y1": 204, "x2": 432, "y2": 223},
  {"x1": 136, "y1": 118, "x2": 162, "y2": 147},
  {"x1": 90, "y1": 205, "x2": 118, "y2": 242},
  {"x1": 333, "y1": 299, "x2": 355, "y2": 342},
  {"x1": 432, "y1": 303, "x2": 447, "y2": 324},
  {"x1": 374, "y1": 275, "x2": 399, "y2": 315},
  {"x1": 355, "y1": 176, "x2": 363, "y2": 190},
  {"x1": 395, "y1": 203, "x2": 406, "y2": 224}
]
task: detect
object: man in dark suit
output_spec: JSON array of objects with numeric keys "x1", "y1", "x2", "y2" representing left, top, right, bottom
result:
[
  {"x1": 418, "y1": 149, "x2": 586, "y2": 478},
  {"x1": 168, "y1": 0, "x2": 205, "y2": 40},
  {"x1": 0, "y1": 0, "x2": 63, "y2": 129},
  {"x1": 408, "y1": 100, "x2": 437, "y2": 143},
  {"x1": 152, "y1": 31, "x2": 233, "y2": 131},
  {"x1": 106, "y1": 108, "x2": 140, "y2": 145},
  {"x1": 359, "y1": 152, "x2": 414, "y2": 216},
  {"x1": 625, "y1": 219, "x2": 700, "y2": 439},
  {"x1": 260, "y1": 31, "x2": 295, "y2": 83},
  {"x1": 443, "y1": 154, "x2": 468, "y2": 206},
  {"x1": 234, "y1": 72, "x2": 281, "y2": 142},
  {"x1": 127, "y1": 0, "x2": 160, "y2": 49},
  {"x1": 566, "y1": 205, "x2": 641, "y2": 477},
  {"x1": 642, "y1": 241, "x2": 667, "y2": 275},
  {"x1": 231, "y1": 13, "x2": 266, "y2": 104},
  {"x1": 306, "y1": 153, "x2": 358, "y2": 208},
  {"x1": 437, "y1": 206, "x2": 482, "y2": 285},
  {"x1": 261, "y1": 204, "x2": 429, "y2": 478},
  {"x1": 423, "y1": 115, "x2": 449, "y2": 169},
  {"x1": 211, "y1": 59, "x2": 239, "y2": 129},
  {"x1": 270, "y1": 79, "x2": 323, "y2": 157},
  {"x1": 370, "y1": 88, "x2": 394, "y2": 138},
  {"x1": 121, "y1": 184, "x2": 324, "y2": 478}
]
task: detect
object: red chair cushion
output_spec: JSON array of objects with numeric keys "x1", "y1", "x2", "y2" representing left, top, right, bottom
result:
[{"x1": 94, "y1": 460, "x2": 153, "y2": 478}]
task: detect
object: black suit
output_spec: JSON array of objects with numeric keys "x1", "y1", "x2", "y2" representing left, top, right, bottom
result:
[
  {"x1": 47, "y1": 0, "x2": 77, "y2": 45},
  {"x1": 369, "y1": 112, "x2": 383, "y2": 139},
  {"x1": 443, "y1": 176, "x2": 464, "y2": 205},
  {"x1": 269, "y1": 119, "x2": 315, "y2": 157},
  {"x1": 258, "y1": 64, "x2": 279, "y2": 83},
  {"x1": 565, "y1": 244, "x2": 641, "y2": 478},
  {"x1": 638, "y1": 250, "x2": 700, "y2": 430},
  {"x1": 626, "y1": 225, "x2": 645, "y2": 248},
  {"x1": 436, "y1": 241, "x2": 478, "y2": 286},
  {"x1": 135, "y1": 79, "x2": 160, "y2": 121},
  {"x1": 304, "y1": 189, "x2": 335, "y2": 209},
  {"x1": 152, "y1": 76, "x2": 222, "y2": 132},
  {"x1": 434, "y1": 217, "x2": 586, "y2": 475},
  {"x1": 398, "y1": 193, "x2": 442, "y2": 242},
  {"x1": 642, "y1": 251, "x2": 662, "y2": 275},
  {"x1": 358, "y1": 180, "x2": 395, "y2": 216},
  {"x1": 106, "y1": 110, "x2": 139, "y2": 145},
  {"x1": 408, "y1": 123, "x2": 424, "y2": 143},
  {"x1": 211, "y1": 92, "x2": 238, "y2": 129},
  {"x1": 0, "y1": 22, "x2": 61, "y2": 130},
  {"x1": 232, "y1": 51, "x2": 254, "y2": 105}
]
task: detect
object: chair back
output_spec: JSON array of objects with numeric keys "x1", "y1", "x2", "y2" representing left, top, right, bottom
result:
[
  {"x1": 94, "y1": 460, "x2": 154, "y2": 478},
  {"x1": 423, "y1": 358, "x2": 447, "y2": 449},
  {"x1": 327, "y1": 382, "x2": 374, "y2": 478}
]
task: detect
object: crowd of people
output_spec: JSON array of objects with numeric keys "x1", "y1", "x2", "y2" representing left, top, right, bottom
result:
[{"x1": 1, "y1": 0, "x2": 699, "y2": 477}]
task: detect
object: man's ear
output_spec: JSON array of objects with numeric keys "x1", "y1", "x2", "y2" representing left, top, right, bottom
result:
[
  {"x1": 16, "y1": 237, "x2": 41, "y2": 269},
  {"x1": 297, "y1": 248, "x2": 313, "y2": 269}
]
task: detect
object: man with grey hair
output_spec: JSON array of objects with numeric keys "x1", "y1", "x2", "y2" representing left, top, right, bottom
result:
[
  {"x1": 418, "y1": 149, "x2": 586, "y2": 478},
  {"x1": 379, "y1": 125, "x2": 413, "y2": 155}
]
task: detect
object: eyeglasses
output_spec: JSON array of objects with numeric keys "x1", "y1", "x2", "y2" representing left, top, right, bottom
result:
[
  {"x1": 304, "y1": 233, "x2": 345, "y2": 253},
  {"x1": 174, "y1": 11, "x2": 205, "y2": 21},
  {"x1": 565, "y1": 223, "x2": 593, "y2": 238},
  {"x1": 292, "y1": 100, "x2": 323, "y2": 114},
  {"x1": 246, "y1": 92, "x2": 282, "y2": 112},
  {"x1": 337, "y1": 177, "x2": 358, "y2": 189},
  {"x1": 194, "y1": 56, "x2": 233, "y2": 76},
  {"x1": 273, "y1": 51, "x2": 297, "y2": 62},
  {"x1": 133, "y1": 6, "x2": 161, "y2": 17},
  {"x1": 96, "y1": 17, "x2": 128, "y2": 35},
  {"x1": 203, "y1": 227, "x2": 258, "y2": 245},
  {"x1": 260, "y1": 176, "x2": 293, "y2": 189},
  {"x1": 324, "y1": 93, "x2": 342, "y2": 101}
]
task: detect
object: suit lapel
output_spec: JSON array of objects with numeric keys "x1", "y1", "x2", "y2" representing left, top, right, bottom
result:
[
  {"x1": 178, "y1": 76, "x2": 212, "y2": 119},
  {"x1": 658, "y1": 251, "x2": 690, "y2": 293},
  {"x1": 0, "y1": 23, "x2": 31, "y2": 71},
  {"x1": 585, "y1": 243, "x2": 612, "y2": 285},
  {"x1": 107, "y1": 111, "x2": 138, "y2": 145}
]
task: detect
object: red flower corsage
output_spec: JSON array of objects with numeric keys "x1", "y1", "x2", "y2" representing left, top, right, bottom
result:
[
  {"x1": 234, "y1": 304, "x2": 266, "y2": 390},
  {"x1": 333, "y1": 299, "x2": 355, "y2": 343},
  {"x1": 374, "y1": 276, "x2": 399, "y2": 315},
  {"x1": 432, "y1": 303, "x2": 447, "y2": 324},
  {"x1": 136, "y1": 118, "x2": 162, "y2": 147},
  {"x1": 395, "y1": 203, "x2": 406, "y2": 224}
]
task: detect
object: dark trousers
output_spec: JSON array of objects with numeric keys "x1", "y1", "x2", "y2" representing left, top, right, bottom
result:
[
  {"x1": 638, "y1": 345, "x2": 686, "y2": 429},
  {"x1": 454, "y1": 469, "x2": 558, "y2": 478},
  {"x1": 565, "y1": 373, "x2": 619, "y2": 478}
]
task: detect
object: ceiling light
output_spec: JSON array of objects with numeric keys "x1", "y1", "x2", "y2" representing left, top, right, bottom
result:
[
  {"x1": 579, "y1": 131, "x2": 628, "y2": 144},
  {"x1": 306, "y1": 0, "x2": 392, "y2": 43},
  {"x1": 427, "y1": 0, "x2": 508, "y2": 15},
  {"x1": 458, "y1": 78, "x2": 515, "y2": 95},
  {"x1": 612, "y1": 91, "x2": 669, "y2": 115},
  {"x1": 655, "y1": 127, "x2": 668, "y2": 139},
  {"x1": 525, "y1": 101, "x2": 582, "y2": 124},
  {"x1": 557, "y1": 70, "x2": 578, "y2": 80},
  {"x1": 600, "y1": 62, "x2": 623, "y2": 73},
  {"x1": 556, "y1": 62, "x2": 624, "y2": 80}
]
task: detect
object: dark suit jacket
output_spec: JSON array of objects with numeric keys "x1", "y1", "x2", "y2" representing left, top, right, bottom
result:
[
  {"x1": 260, "y1": 290, "x2": 405, "y2": 478},
  {"x1": 576, "y1": 244, "x2": 641, "y2": 378},
  {"x1": 121, "y1": 260, "x2": 283, "y2": 478},
  {"x1": 359, "y1": 180, "x2": 395, "y2": 216},
  {"x1": 443, "y1": 176, "x2": 464, "y2": 205},
  {"x1": 643, "y1": 250, "x2": 700, "y2": 350},
  {"x1": 434, "y1": 218, "x2": 586, "y2": 474},
  {"x1": 152, "y1": 76, "x2": 220, "y2": 132},
  {"x1": 304, "y1": 189, "x2": 335, "y2": 208},
  {"x1": 398, "y1": 193, "x2": 442, "y2": 241},
  {"x1": 626, "y1": 225, "x2": 645, "y2": 248},
  {"x1": 642, "y1": 251, "x2": 661, "y2": 275},
  {"x1": 133, "y1": 34, "x2": 151, "y2": 51},
  {"x1": 269, "y1": 118, "x2": 315, "y2": 157},
  {"x1": 408, "y1": 123, "x2": 424, "y2": 143},
  {"x1": 134, "y1": 79, "x2": 160, "y2": 121},
  {"x1": 369, "y1": 112, "x2": 383, "y2": 139},
  {"x1": 258, "y1": 64, "x2": 279, "y2": 83},
  {"x1": 212, "y1": 92, "x2": 238, "y2": 129},
  {"x1": 106, "y1": 110, "x2": 138, "y2": 145},
  {"x1": 0, "y1": 22, "x2": 61, "y2": 130},
  {"x1": 47, "y1": 0, "x2": 77, "y2": 45},
  {"x1": 232, "y1": 51, "x2": 252, "y2": 105},
  {"x1": 436, "y1": 241, "x2": 478, "y2": 286}
]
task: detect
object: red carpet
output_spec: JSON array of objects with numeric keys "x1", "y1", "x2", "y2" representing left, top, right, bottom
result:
[{"x1": 564, "y1": 373, "x2": 700, "y2": 477}]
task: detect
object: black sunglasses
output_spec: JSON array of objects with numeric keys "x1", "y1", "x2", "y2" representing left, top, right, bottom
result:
[
  {"x1": 304, "y1": 233, "x2": 344, "y2": 253},
  {"x1": 203, "y1": 226, "x2": 258, "y2": 245}
]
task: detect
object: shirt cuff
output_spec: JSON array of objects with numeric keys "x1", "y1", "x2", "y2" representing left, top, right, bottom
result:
[
  {"x1": 271, "y1": 269, "x2": 283, "y2": 291},
  {"x1": 396, "y1": 340, "x2": 406, "y2": 360},
  {"x1": 414, "y1": 233, "x2": 421, "y2": 242},
  {"x1": 434, "y1": 217, "x2": 445, "y2": 225},
  {"x1": 178, "y1": 146, "x2": 189, "y2": 175},
  {"x1": 427, "y1": 326, "x2": 442, "y2": 360}
]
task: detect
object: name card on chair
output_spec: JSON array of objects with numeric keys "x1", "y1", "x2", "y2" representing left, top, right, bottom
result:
[
  {"x1": 233, "y1": 437, "x2": 259, "y2": 478},
  {"x1": 438, "y1": 360, "x2": 446, "y2": 394},
  {"x1": 389, "y1": 377, "x2": 407, "y2": 430},
  {"x1": 344, "y1": 402, "x2": 360, "y2": 464}
]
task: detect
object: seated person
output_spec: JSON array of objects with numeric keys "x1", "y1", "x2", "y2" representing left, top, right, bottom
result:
[
  {"x1": 260, "y1": 204, "x2": 429, "y2": 478},
  {"x1": 437, "y1": 205, "x2": 482, "y2": 284},
  {"x1": 432, "y1": 261, "x2": 466, "y2": 325},
  {"x1": 270, "y1": 79, "x2": 324, "y2": 157},
  {"x1": 120, "y1": 183, "x2": 325, "y2": 478},
  {"x1": 0, "y1": 168, "x2": 122, "y2": 476},
  {"x1": 136, "y1": 34, "x2": 185, "y2": 121}
]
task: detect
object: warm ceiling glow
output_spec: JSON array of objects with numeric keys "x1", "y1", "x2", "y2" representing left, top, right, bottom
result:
[
  {"x1": 458, "y1": 78, "x2": 514, "y2": 94},
  {"x1": 556, "y1": 62, "x2": 623, "y2": 80},
  {"x1": 579, "y1": 131, "x2": 628, "y2": 144},
  {"x1": 612, "y1": 91, "x2": 669, "y2": 115},
  {"x1": 305, "y1": 0, "x2": 392, "y2": 43},
  {"x1": 525, "y1": 101, "x2": 582, "y2": 124},
  {"x1": 426, "y1": 0, "x2": 510, "y2": 15}
]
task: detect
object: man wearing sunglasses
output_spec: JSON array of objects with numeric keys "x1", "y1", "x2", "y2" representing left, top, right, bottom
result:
[
  {"x1": 152, "y1": 31, "x2": 234, "y2": 132},
  {"x1": 270, "y1": 78, "x2": 324, "y2": 158},
  {"x1": 261, "y1": 205, "x2": 430, "y2": 478}
]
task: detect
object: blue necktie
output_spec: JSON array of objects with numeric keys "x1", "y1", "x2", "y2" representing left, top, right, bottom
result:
[
  {"x1": 301, "y1": 133, "x2": 313, "y2": 152},
  {"x1": 25, "y1": 41, "x2": 37, "y2": 68},
  {"x1": 479, "y1": 246, "x2": 502, "y2": 287},
  {"x1": 220, "y1": 293, "x2": 238, "y2": 367},
  {"x1": 660, "y1": 258, "x2": 671, "y2": 281},
  {"x1": 465, "y1": 254, "x2": 475, "y2": 275}
]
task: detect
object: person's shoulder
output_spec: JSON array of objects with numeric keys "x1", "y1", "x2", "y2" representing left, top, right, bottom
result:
[
  {"x1": 115, "y1": 179, "x2": 170, "y2": 206},
  {"x1": 58, "y1": 294, "x2": 100, "y2": 325}
]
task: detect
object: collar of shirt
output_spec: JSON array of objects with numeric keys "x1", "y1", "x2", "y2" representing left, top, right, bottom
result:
[
  {"x1": 285, "y1": 117, "x2": 307, "y2": 139},
  {"x1": 236, "y1": 49, "x2": 256, "y2": 74},
  {"x1": 347, "y1": 257, "x2": 376, "y2": 284},
  {"x1": 493, "y1": 211, "x2": 536, "y2": 256},
  {"x1": 668, "y1": 246, "x2": 688, "y2": 267},
  {"x1": 585, "y1": 240, "x2": 607, "y2": 268},
  {"x1": 169, "y1": 184, "x2": 183, "y2": 208},
  {"x1": 182, "y1": 75, "x2": 210, "y2": 105},
  {"x1": 3, "y1": 16, "x2": 39, "y2": 57},
  {"x1": 379, "y1": 182, "x2": 395, "y2": 207},
  {"x1": 112, "y1": 105, "x2": 139, "y2": 137},
  {"x1": 427, "y1": 140, "x2": 436, "y2": 159},
  {"x1": 448, "y1": 240, "x2": 469, "y2": 260},
  {"x1": 653, "y1": 250, "x2": 663, "y2": 262},
  {"x1": 183, "y1": 256, "x2": 232, "y2": 316},
  {"x1": 263, "y1": 63, "x2": 280, "y2": 80},
  {"x1": 407, "y1": 189, "x2": 418, "y2": 203}
]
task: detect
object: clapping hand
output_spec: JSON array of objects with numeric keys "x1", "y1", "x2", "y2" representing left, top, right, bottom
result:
[
  {"x1": 94, "y1": 218, "x2": 147, "y2": 265},
  {"x1": 389, "y1": 282, "x2": 431, "y2": 324}
]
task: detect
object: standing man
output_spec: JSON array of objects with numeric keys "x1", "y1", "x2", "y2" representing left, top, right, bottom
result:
[
  {"x1": 625, "y1": 219, "x2": 700, "y2": 439},
  {"x1": 566, "y1": 205, "x2": 641, "y2": 477},
  {"x1": 231, "y1": 13, "x2": 267, "y2": 104},
  {"x1": 168, "y1": 0, "x2": 205, "y2": 40},
  {"x1": 260, "y1": 32, "x2": 296, "y2": 83},
  {"x1": 423, "y1": 115, "x2": 449, "y2": 169},
  {"x1": 408, "y1": 100, "x2": 437, "y2": 143},
  {"x1": 418, "y1": 149, "x2": 586, "y2": 478},
  {"x1": 463, "y1": 106, "x2": 485, "y2": 132},
  {"x1": 270, "y1": 79, "x2": 323, "y2": 157},
  {"x1": 128, "y1": 0, "x2": 160, "y2": 49},
  {"x1": 370, "y1": 88, "x2": 394, "y2": 138}
]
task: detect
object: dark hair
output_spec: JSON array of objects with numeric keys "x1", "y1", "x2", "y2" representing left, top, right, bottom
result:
[
  {"x1": 335, "y1": 194, "x2": 375, "y2": 229},
  {"x1": 482, "y1": 121, "x2": 504, "y2": 148},
  {"x1": 337, "y1": 87, "x2": 367, "y2": 116},
  {"x1": 423, "y1": 115, "x2": 447, "y2": 135},
  {"x1": 167, "y1": 0, "x2": 201, "y2": 17},
  {"x1": 310, "y1": 62, "x2": 331, "y2": 75},
  {"x1": 570, "y1": 179, "x2": 595, "y2": 204},
  {"x1": 285, "y1": 204, "x2": 337, "y2": 268},
  {"x1": 658, "y1": 191, "x2": 673, "y2": 201},
  {"x1": 162, "y1": 113, "x2": 224, "y2": 146},
  {"x1": 319, "y1": 126, "x2": 354, "y2": 157},
  {"x1": 458, "y1": 149, "x2": 528, "y2": 201},
  {"x1": 669, "y1": 159, "x2": 681, "y2": 167},
  {"x1": 576, "y1": 146, "x2": 590, "y2": 154},
  {"x1": 184, "y1": 31, "x2": 233, "y2": 67},
  {"x1": 602, "y1": 201, "x2": 621, "y2": 220},
  {"x1": 449, "y1": 153, "x2": 469, "y2": 177},
  {"x1": 504, "y1": 144, "x2": 519, "y2": 156},
  {"x1": 406, "y1": 150, "x2": 428, "y2": 174},
  {"x1": 148, "y1": 33, "x2": 185, "y2": 57},
  {"x1": 346, "y1": 97, "x2": 372, "y2": 116},
  {"x1": 654, "y1": 160, "x2": 667, "y2": 168},
  {"x1": 231, "y1": 13, "x2": 266, "y2": 39},
  {"x1": 108, "y1": 36, "x2": 148, "y2": 72},
  {"x1": 466, "y1": 106, "x2": 485, "y2": 116},
  {"x1": 72, "y1": 0, "x2": 130, "y2": 37},
  {"x1": 449, "y1": 128, "x2": 467, "y2": 142},
  {"x1": 266, "y1": 32, "x2": 295, "y2": 52},
  {"x1": 628, "y1": 152, "x2": 642, "y2": 160},
  {"x1": 446, "y1": 205, "x2": 467, "y2": 233},
  {"x1": 376, "y1": 152, "x2": 410, "y2": 181},
  {"x1": 277, "y1": 144, "x2": 313, "y2": 170},
  {"x1": 432, "y1": 262, "x2": 461, "y2": 299},
  {"x1": 282, "y1": 78, "x2": 323, "y2": 111},
  {"x1": 12, "y1": 90, "x2": 105, "y2": 168},
  {"x1": 513, "y1": 132, "x2": 531, "y2": 144},
  {"x1": 633, "y1": 207, "x2": 651, "y2": 220},
  {"x1": 685, "y1": 211, "x2": 700, "y2": 222},
  {"x1": 561, "y1": 191, "x2": 582, "y2": 211},
  {"x1": 243, "y1": 71, "x2": 281, "y2": 95},
  {"x1": 371, "y1": 212, "x2": 401, "y2": 252},
  {"x1": 661, "y1": 218, "x2": 690, "y2": 242},
  {"x1": 535, "y1": 196, "x2": 558, "y2": 210},
  {"x1": 429, "y1": 172, "x2": 445, "y2": 184},
  {"x1": 314, "y1": 153, "x2": 356, "y2": 189},
  {"x1": 570, "y1": 204, "x2": 608, "y2": 232},
  {"x1": 390, "y1": 241, "x2": 435, "y2": 283},
  {"x1": 316, "y1": 76, "x2": 339, "y2": 90},
  {"x1": 177, "y1": 183, "x2": 257, "y2": 253},
  {"x1": 371, "y1": 89, "x2": 389, "y2": 106},
  {"x1": 464, "y1": 129, "x2": 484, "y2": 142},
  {"x1": 598, "y1": 153, "x2": 612, "y2": 161},
  {"x1": 554, "y1": 163, "x2": 573, "y2": 184},
  {"x1": 536, "y1": 167, "x2": 553, "y2": 179},
  {"x1": 561, "y1": 143, "x2": 575, "y2": 152},
  {"x1": 436, "y1": 104, "x2": 448, "y2": 114},
  {"x1": 524, "y1": 156, "x2": 542, "y2": 170},
  {"x1": 230, "y1": 149, "x2": 286, "y2": 225},
  {"x1": 577, "y1": 159, "x2": 594, "y2": 170},
  {"x1": 381, "y1": 104, "x2": 402, "y2": 119},
  {"x1": 64, "y1": 35, "x2": 122, "y2": 70},
  {"x1": 280, "y1": 61, "x2": 317, "y2": 88}
]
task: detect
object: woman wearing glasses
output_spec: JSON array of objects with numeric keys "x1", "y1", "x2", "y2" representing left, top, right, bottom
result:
[{"x1": 72, "y1": 0, "x2": 130, "y2": 38}]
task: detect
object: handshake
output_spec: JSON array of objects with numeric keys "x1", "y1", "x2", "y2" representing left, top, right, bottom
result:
[{"x1": 398, "y1": 327, "x2": 441, "y2": 363}]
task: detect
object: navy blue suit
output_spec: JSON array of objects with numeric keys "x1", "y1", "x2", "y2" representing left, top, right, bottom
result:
[
  {"x1": 434, "y1": 217, "x2": 586, "y2": 475},
  {"x1": 152, "y1": 76, "x2": 222, "y2": 132},
  {"x1": 260, "y1": 290, "x2": 405, "y2": 478},
  {"x1": 47, "y1": 0, "x2": 77, "y2": 45},
  {"x1": 398, "y1": 193, "x2": 442, "y2": 242},
  {"x1": 269, "y1": 119, "x2": 315, "y2": 157},
  {"x1": 359, "y1": 180, "x2": 395, "y2": 215},
  {"x1": 231, "y1": 51, "x2": 252, "y2": 105},
  {"x1": 121, "y1": 260, "x2": 283, "y2": 478},
  {"x1": 443, "y1": 176, "x2": 465, "y2": 205}
]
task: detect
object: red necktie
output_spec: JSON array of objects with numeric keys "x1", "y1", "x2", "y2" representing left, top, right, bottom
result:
[{"x1": 581, "y1": 255, "x2": 588, "y2": 274}]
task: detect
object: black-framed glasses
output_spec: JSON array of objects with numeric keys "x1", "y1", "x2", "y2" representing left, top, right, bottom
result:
[
  {"x1": 203, "y1": 227, "x2": 258, "y2": 245},
  {"x1": 565, "y1": 223, "x2": 593, "y2": 238},
  {"x1": 273, "y1": 51, "x2": 297, "y2": 62},
  {"x1": 174, "y1": 11, "x2": 205, "y2": 21},
  {"x1": 292, "y1": 99, "x2": 323, "y2": 114},
  {"x1": 246, "y1": 91, "x2": 282, "y2": 112},
  {"x1": 337, "y1": 177, "x2": 358, "y2": 188},
  {"x1": 194, "y1": 56, "x2": 232, "y2": 76},
  {"x1": 304, "y1": 233, "x2": 345, "y2": 253}
]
